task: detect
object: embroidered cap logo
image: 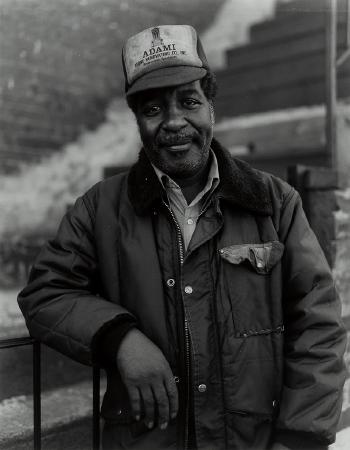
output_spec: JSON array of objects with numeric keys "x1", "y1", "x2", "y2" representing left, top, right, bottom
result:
[{"x1": 151, "y1": 27, "x2": 164, "y2": 47}]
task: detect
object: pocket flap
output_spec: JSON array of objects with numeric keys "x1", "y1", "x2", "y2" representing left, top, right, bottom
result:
[{"x1": 219, "y1": 241, "x2": 284, "y2": 274}]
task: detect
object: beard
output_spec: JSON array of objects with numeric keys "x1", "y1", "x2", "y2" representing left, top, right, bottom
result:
[
  {"x1": 143, "y1": 129, "x2": 212, "y2": 179},
  {"x1": 150, "y1": 143, "x2": 210, "y2": 180}
]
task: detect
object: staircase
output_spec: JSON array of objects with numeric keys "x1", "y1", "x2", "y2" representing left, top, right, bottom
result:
[{"x1": 215, "y1": 0, "x2": 350, "y2": 119}]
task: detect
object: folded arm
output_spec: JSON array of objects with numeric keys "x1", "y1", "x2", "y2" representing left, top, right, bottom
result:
[{"x1": 18, "y1": 195, "x2": 136, "y2": 366}]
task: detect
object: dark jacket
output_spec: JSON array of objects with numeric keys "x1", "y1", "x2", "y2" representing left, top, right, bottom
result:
[{"x1": 18, "y1": 139, "x2": 346, "y2": 450}]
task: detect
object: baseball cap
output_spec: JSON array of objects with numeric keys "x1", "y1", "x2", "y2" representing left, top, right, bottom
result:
[{"x1": 122, "y1": 25, "x2": 209, "y2": 96}]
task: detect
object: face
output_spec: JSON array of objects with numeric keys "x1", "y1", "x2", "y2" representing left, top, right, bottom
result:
[{"x1": 134, "y1": 80, "x2": 214, "y2": 182}]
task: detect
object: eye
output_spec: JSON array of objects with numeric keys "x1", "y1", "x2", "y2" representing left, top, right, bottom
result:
[
  {"x1": 182, "y1": 98, "x2": 201, "y2": 109},
  {"x1": 142, "y1": 104, "x2": 161, "y2": 117}
]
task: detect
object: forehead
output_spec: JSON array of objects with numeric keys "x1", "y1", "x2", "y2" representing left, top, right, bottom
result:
[{"x1": 139, "y1": 80, "x2": 204, "y2": 102}]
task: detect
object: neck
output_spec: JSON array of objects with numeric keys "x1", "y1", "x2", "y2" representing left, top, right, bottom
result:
[{"x1": 174, "y1": 159, "x2": 211, "y2": 204}]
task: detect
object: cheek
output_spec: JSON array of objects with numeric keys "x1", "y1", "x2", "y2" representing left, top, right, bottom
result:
[
  {"x1": 194, "y1": 110, "x2": 213, "y2": 135},
  {"x1": 138, "y1": 122, "x2": 157, "y2": 147},
  {"x1": 199, "y1": 118, "x2": 214, "y2": 142}
]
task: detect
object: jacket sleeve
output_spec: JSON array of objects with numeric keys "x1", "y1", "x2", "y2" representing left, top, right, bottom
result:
[
  {"x1": 274, "y1": 187, "x2": 347, "y2": 449},
  {"x1": 18, "y1": 194, "x2": 136, "y2": 366}
]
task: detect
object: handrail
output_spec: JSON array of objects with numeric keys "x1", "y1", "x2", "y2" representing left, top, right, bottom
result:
[
  {"x1": 0, "y1": 336, "x2": 100, "y2": 450},
  {"x1": 0, "y1": 336, "x2": 35, "y2": 349}
]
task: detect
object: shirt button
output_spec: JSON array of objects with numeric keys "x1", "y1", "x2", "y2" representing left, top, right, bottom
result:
[
  {"x1": 187, "y1": 218, "x2": 194, "y2": 225},
  {"x1": 198, "y1": 384, "x2": 207, "y2": 393},
  {"x1": 184, "y1": 286, "x2": 193, "y2": 294},
  {"x1": 167, "y1": 278, "x2": 175, "y2": 287},
  {"x1": 256, "y1": 261, "x2": 264, "y2": 268},
  {"x1": 117, "y1": 409, "x2": 122, "y2": 415}
]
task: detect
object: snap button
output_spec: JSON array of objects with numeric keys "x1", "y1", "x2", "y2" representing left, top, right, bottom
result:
[
  {"x1": 198, "y1": 384, "x2": 207, "y2": 393},
  {"x1": 187, "y1": 218, "x2": 194, "y2": 225},
  {"x1": 167, "y1": 278, "x2": 175, "y2": 287},
  {"x1": 184, "y1": 286, "x2": 193, "y2": 294},
  {"x1": 174, "y1": 376, "x2": 180, "y2": 383},
  {"x1": 117, "y1": 409, "x2": 122, "y2": 415},
  {"x1": 256, "y1": 261, "x2": 264, "y2": 268}
]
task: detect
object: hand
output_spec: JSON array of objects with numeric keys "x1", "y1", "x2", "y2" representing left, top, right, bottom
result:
[{"x1": 116, "y1": 328, "x2": 178, "y2": 430}]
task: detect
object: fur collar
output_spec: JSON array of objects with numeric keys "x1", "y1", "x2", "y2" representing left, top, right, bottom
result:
[{"x1": 127, "y1": 138, "x2": 273, "y2": 216}]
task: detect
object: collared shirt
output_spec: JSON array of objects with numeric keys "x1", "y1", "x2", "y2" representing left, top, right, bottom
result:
[{"x1": 152, "y1": 150, "x2": 220, "y2": 250}]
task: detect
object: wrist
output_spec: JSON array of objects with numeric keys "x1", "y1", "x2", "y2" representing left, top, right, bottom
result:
[{"x1": 93, "y1": 316, "x2": 137, "y2": 368}]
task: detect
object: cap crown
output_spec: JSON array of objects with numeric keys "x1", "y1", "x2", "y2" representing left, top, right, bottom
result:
[{"x1": 123, "y1": 25, "x2": 206, "y2": 89}]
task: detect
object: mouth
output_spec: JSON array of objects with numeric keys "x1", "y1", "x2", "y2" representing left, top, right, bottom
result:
[
  {"x1": 158, "y1": 137, "x2": 193, "y2": 152},
  {"x1": 164, "y1": 142, "x2": 192, "y2": 152}
]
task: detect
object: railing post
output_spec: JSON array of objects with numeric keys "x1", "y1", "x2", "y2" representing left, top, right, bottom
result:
[
  {"x1": 92, "y1": 366, "x2": 100, "y2": 450},
  {"x1": 325, "y1": 0, "x2": 338, "y2": 168},
  {"x1": 1, "y1": 337, "x2": 100, "y2": 449},
  {"x1": 33, "y1": 340, "x2": 41, "y2": 450}
]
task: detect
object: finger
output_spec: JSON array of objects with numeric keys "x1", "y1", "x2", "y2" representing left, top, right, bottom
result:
[
  {"x1": 164, "y1": 377, "x2": 179, "y2": 420},
  {"x1": 127, "y1": 386, "x2": 142, "y2": 421},
  {"x1": 152, "y1": 383, "x2": 169, "y2": 429},
  {"x1": 140, "y1": 385, "x2": 155, "y2": 429}
]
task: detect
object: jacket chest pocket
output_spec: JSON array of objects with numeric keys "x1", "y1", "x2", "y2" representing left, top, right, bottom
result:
[{"x1": 218, "y1": 240, "x2": 284, "y2": 339}]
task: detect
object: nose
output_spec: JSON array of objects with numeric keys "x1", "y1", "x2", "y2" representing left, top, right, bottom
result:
[{"x1": 162, "y1": 104, "x2": 187, "y2": 132}]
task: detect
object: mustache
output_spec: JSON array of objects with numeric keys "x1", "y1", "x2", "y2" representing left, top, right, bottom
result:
[{"x1": 156, "y1": 132, "x2": 197, "y2": 146}]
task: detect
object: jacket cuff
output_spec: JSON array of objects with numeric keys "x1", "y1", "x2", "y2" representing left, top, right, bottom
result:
[
  {"x1": 91, "y1": 314, "x2": 137, "y2": 367},
  {"x1": 274, "y1": 430, "x2": 330, "y2": 450}
]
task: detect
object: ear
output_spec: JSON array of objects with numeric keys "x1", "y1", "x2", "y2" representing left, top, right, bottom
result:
[{"x1": 209, "y1": 102, "x2": 215, "y2": 125}]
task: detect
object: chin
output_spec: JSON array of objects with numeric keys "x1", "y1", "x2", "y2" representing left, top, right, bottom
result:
[{"x1": 169, "y1": 162, "x2": 204, "y2": 179}]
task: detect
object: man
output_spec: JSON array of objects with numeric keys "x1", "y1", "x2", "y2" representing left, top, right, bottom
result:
[{"x1": 18, "y1": 25, "x2": 346, "y2": 450}]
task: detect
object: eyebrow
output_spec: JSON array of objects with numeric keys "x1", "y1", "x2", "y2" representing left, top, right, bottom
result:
[
  {"x1": 141, "y1": 88, "x2": 201, "y2": 103},
  {"x1": 177, "y1": 89, "x2": 201, "y2": 96}
]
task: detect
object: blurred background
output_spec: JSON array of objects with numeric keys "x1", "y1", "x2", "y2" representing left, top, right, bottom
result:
[{"x1": 0, "y1": 0, "x2": 350, "y2": 449}]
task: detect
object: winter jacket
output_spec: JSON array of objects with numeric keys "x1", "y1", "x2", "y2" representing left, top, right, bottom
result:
[{"x1": 18, "y1": 139, "x2": 346, "y2": 450}]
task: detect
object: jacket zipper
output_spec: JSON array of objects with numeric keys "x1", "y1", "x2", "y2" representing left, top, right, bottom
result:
[{"x1": 164, "y1": 203, "x2": 191, "y2": 450}]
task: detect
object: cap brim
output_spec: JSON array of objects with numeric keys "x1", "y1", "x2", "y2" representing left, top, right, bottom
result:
[{"x1": 126, "y1": 66, "x2": 207, "y2": 96}]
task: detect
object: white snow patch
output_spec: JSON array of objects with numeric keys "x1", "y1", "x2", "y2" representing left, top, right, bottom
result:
[
  {"x1": 330, "y1": 427, "x2": 350, "y2": 450},
  {"x1": 337, "y1": 188, "x2": 350, "y2": 201},
  {"x1": 0, "y1": 98, "x2": 140, "y2": 240},
  {"x1": 201, "y1": 0, "x2": 276, "y2": 69},
  {"x1": 0, "y1": 289, "x2": 28, "y2": 338},
  {"x1": 334, "y1": 210, "x2": 350, "y2": 223},
  {"x1": 215, "y1": 104, "x2": 326, "y2": 130}
]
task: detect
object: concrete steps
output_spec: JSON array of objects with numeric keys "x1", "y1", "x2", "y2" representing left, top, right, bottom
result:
[
  {"x1": 0, "y1": 289, "x2": 103, "y2": 449},
  {"x1": 3, "y1": 419, "x2": 92, "y2": 450},
  {"x1": 0, "y1": 378, "x2": 105, "y2": 450}
]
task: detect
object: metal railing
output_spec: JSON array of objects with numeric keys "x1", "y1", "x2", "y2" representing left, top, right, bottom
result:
[{"x1": 0, "y1": 336, "x2": 101, "y2": 450}]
